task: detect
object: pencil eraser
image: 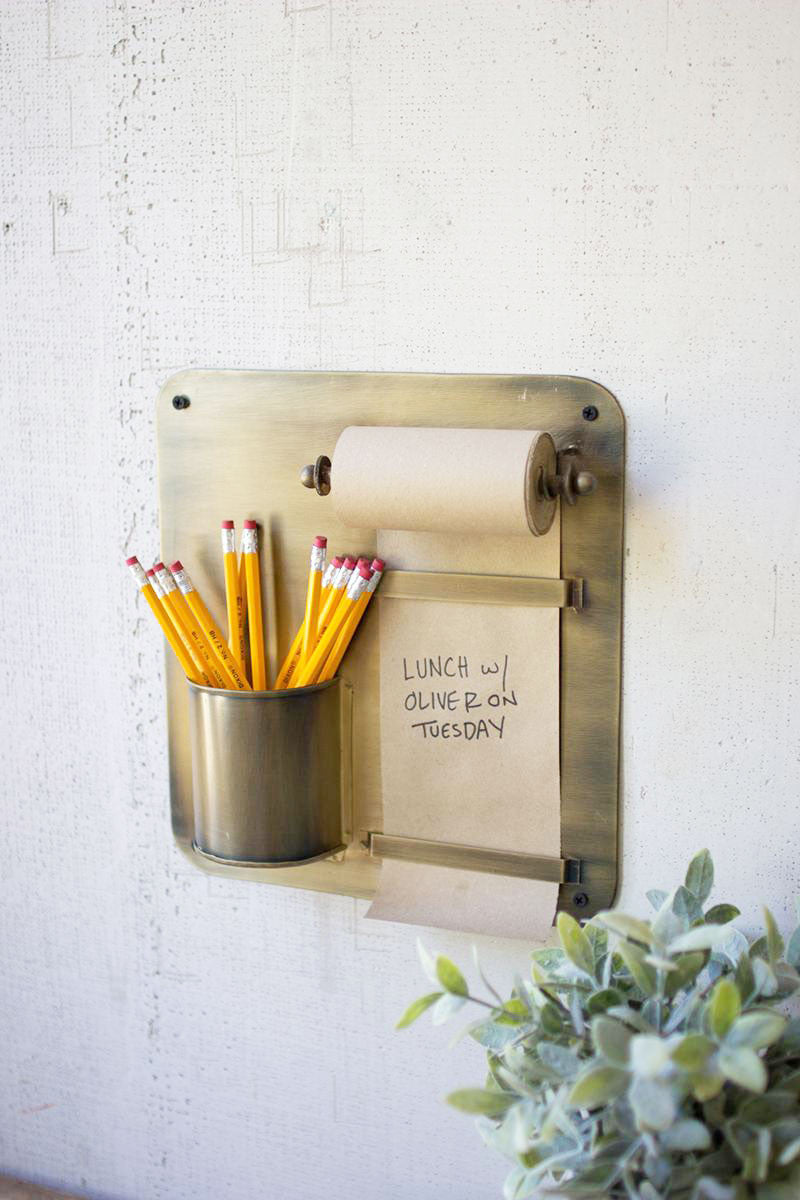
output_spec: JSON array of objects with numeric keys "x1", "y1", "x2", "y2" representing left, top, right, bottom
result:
[
  {"x1": 371, "y1": 558, "x2": 385, "y2": 572},
  {"x1": 125, "y1": 556, "x2": 139, "y2": 566},
  {"x1": 145, "y1": 568, "x2": 156, "y2": 577},
  {"x1": 169, "y1": 560, "x2": 183, "y2": 573},
  {"x1": 343, "y1": 556, "x2": 357, "y2": 569},
  {"x1": 358, "y1": 565, "x2": 373, "y2": 580},
  {"x1": 221, "y1": 520, "x2": 234, "y2": 529},
  {"x1": 314, "y1": 535, "x2": 327, "y2": 548},
  {"x1": 243, "y1": 519, "x2": 257, "y2": 529},
  {"x1": 152, "y1": 561, "x2": 165, "y2": 571},
  {"x1": 356, "y1": 557, "x2": 370, "y2": 567},
  {"x1": 331, "y1": 556, "x2": 344, "y2": 568}
]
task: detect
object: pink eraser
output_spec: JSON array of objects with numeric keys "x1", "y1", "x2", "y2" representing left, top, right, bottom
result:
[
  {"x1": 358, "y1": 565, "x2": 373, "y2": 580},
  {"x1": 243, "y1": 519, "x2": 257, "y2": 529},
  {"x1": 125, "y1": 556, "x2": 139, "y2": 566},
  {"x1": 221, "y1": 519, "x2": 234, "y2": 529},
  {"x1": 356, "y1": 557, "x2": 369, "y2": 567},
  {"x1": 169, "y1": 560, "x2": 182, "y2": 573},
  {"x1": 313, "y1": 535, "x2": 327, "y2": 548},
  {"x1": 145, "y1": 568, "x2": 156, "y2": 577},
  {"x1": 331, "y1": 556, "x2": 344, "y2": 568},
  {"x1": 343, "y1": 556, "x2": 357, "y2": 569},
  {"x1": 371, "y1": 558, "x2": 385, "y2": 572},
  {"x1": 152, "y1": 561, "x2": 165, "y2": 572}
]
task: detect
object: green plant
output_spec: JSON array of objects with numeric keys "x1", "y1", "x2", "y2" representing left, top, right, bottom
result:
[{"x1": 397, "y1": 852, "x2": 800, "y2": 1199}]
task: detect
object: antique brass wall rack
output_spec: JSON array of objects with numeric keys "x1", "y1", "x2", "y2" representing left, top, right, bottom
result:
[{"x1": 156, "y1": 370, "x2": 624, "y2": 917}]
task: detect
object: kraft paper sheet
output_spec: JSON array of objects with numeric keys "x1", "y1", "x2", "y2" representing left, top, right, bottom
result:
[{"x1": 365, "y1": 517, "x2": 561, "y2": 941}]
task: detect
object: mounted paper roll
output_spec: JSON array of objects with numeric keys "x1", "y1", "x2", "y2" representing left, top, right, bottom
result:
[{"x1": 330, "y1": 426, "x2": 557, "y2": 536}]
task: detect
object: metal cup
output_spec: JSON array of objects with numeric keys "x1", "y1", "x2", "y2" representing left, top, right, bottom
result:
[{"x1": 188, "y1": 678, "x2": 344, "y2": 866}]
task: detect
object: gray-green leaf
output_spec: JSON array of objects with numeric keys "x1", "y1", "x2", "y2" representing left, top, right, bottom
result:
[
  {"x1": 431, "y1": 992, "x2": 467, "y2": 1024},
  {"x1": 671, "y1": 1032, "x2": 716, "y2": 1071},
  {"x1": 705, "y1": 903, "x2": 741, "y2": 925},
  {"x1": 591, "y1": 1016, "x2": 633, "y2": 1066},
  {"x1": 708, "y1": 977, "x2": 741, "y2": 1038},
  {"x1": 448, "y1": 1088, "x2": 515, "y2": 1117},
  {"x1": 727, "y1": 1010, "x2": 787, "y2": 1050},
  {"x1": 396, "y1": 991, "x2": 443, "y2": 1029},
  {"x1": 661, "y1": 1118, "x2": 712, "y2": 1151},
  {"x1": 556, "y1": 911, "x2": 596, "y2": 978},
  {"x1": 567, "y1": 1064, "x2": 628, "y2": 1109},
  {"x1": 617, "y1": 940, "x2": 658, "y2": 996},
  {"x1": 436, "y1": 955, "x2": 468, "y2": 996},
  {"x1": 537, "y1": 1040, "x2": 582, "y2": 1079},
  {"x1": 764, "y1": 907, "x2": 784, "y2": 966},
  {"x1": 669, "y1": 923, "x2": 732, "y2": 954},
  {"x1": 629, "y1": 1076, "x2": 677, "y2": 1131},
  {"x1": 718, "y1": 1045, "x2": 767, "y2": 1092},
  {"x1": 595, "y1": 911, "x2": 653, "y2": 947},
  {"x1": 786, "y1": 927, "x2": 800, "y2": 969},
  {"x1": 686, "y1": 849, "x2": 714, "y2": 903}
]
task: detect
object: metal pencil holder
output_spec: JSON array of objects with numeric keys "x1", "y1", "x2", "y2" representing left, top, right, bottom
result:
[{"x1": 188, "y1": 678, "x2": 345, "y2": 867}]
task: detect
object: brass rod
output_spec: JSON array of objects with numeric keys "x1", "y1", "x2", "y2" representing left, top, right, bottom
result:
[
  {"x1": 379, "y1": 570, "x2": 579, "y2": 609},
  {"x1": 368, "y1": 832, "x2": 580, "y2": 884}
]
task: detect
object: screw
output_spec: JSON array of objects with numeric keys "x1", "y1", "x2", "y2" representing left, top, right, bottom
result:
[
  {"x1": 172, "y1": 394, "x2": 191, "y2": 410},
  {"x1": 582, "y1": 405, "x2": 598, "y2": 422},
  {"x1": 574, "y1": 892, "x2": 589, "y2": 908}
]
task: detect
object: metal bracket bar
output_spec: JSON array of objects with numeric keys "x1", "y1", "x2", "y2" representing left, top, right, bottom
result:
[
  {"x1": 368, "y1": 832, "x2": 582, "y2": 885},
  {"x1": 379, "y1": 570, "x2": 584, "y2": 610}
]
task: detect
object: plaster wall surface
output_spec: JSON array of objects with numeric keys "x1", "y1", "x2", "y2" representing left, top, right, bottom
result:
[{"x1": 1, "y1": 2, "x2": 798, "y2": 1197}]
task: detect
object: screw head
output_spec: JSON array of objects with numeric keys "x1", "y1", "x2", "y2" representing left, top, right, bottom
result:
[
  {"x1": 574, "y1": 892, "x2": 589, "y2": 908},
  {"x1": 582, "y1": 405, "x2": 598, "y2": 422},
  {"x1": 172, "y1": 394, "x2": 191, "y2": 410}
]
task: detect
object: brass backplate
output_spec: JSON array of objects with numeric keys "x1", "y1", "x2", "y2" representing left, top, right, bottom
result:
[{"x1": 156, "y1": 371, "x2": 624, "y2": 918}]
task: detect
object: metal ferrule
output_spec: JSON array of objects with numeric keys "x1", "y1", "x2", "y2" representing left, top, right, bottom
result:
[
  {"x1": 172, "y1": 567, "x2": 193, "y2": 595},
  {"x1": 365, "y1": 569, "x2": 383, "y2": 595},
  {"x1": 348, "y1": 573, "x2": 370, "y2": 602},
  {"x1": 241, "y1": 527, "x2": 258, "y2": 554},
  {"x1": 128, "y1": 561, "x2": 149, "y2": 589},
  {"x1": 149, "y1": 572, "x2": 166, "y2": 599},
  {"x1": 221, "y1": 528, "x2": 235, "y2": 555},
  {"x1": 310, "y1": 544, "x2": 326, "y2": 572},
  {"x1": 321, "y1": 562, "x2": 336, "y2": 590},
  {"x1": 154, "y1": 565, "x2": 177, "y2": 593}
]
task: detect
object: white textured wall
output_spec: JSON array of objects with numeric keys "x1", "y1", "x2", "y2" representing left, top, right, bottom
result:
[{"x1": 1, "y1": 2, "x2": 799, "y2": 1197}]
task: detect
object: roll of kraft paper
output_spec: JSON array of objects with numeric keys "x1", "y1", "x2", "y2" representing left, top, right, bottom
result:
[
  {"x1": 330, "y1": 426, "x2": 557, "y2": 537},
  {"x1": 332, "y1": 424, "x2": 564, "y2": 940}
]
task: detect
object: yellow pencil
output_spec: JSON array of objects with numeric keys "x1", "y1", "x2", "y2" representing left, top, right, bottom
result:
[
  {"x1": 153, "y1": 561, "x2": 229, "y2": 689},
  {"x1": 320, "y1": 558, "x2": 384, "y2": 682},
  {"x1": 238, "y1": 547, "x2": 248, "y2": 627},
  {"x1": 296, "y1": 563, "x2": 373, "y2": 687},
  {"x1": 126, "y1": 556, "x2": 203, "y2": 683},
  {"x1": 145, "y1": 565, "x2": 211, "y2": 683},
  {"x1": 275, "y1": 555, "x2": 341, "y2": 689},
  {"x1": 221, "y1": 520, "x2": 247, "y2": 677},
  {"x1": 170, "y1": 561, "x2": 251, "y2": 691},
  {"x1": 300, "y1": 535, "x2": 327, "y2": 664},
  {"x1": 288, "y1": 555, "x2": 356, "y2": 686},
  {"x1": 242, "y1": 520, "x2": 267, "y2": 690}
]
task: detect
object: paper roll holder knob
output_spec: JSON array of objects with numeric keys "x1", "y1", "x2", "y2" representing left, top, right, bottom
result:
[{"x1": 299, "y1": 446, "x2": 596, "y2": 506}]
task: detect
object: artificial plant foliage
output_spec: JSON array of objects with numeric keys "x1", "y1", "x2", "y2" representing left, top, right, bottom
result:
[{"x1": 398, "y1": 852, "x2": 800, "y2": 1199}]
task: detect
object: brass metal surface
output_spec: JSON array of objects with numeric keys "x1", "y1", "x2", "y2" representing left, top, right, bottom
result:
[
  {"x1": 380, "y1": 570, "x2": 576, "y2": 608},
  {"x1": 368, "y1": 833, "x2": 579, "y2": 884},
  {"x1": 189, "y1": 679, "x2": 344, "y2": 865},
  {"x1": 156, "y1": 371, "x2": 624, "y2": 917}
]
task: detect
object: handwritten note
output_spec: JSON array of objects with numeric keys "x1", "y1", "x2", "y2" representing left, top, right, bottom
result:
[
  {"x1": 367, "y1": 526, "x2": 562, "y2": 940},
  {"x1": 401, "y1": 651, "x2": 515, "y2": 742}
]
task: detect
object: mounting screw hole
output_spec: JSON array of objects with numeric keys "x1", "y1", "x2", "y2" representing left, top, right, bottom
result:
[
  {"x1": 172, "y1": 394, "x2": 191, "y2": 411},
  {"x1": 581, "y1": 405, "x2": 598, "y2": 422},
  {"x1": 573, "y1": 892, "x2": 589, "y2": 908}
]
